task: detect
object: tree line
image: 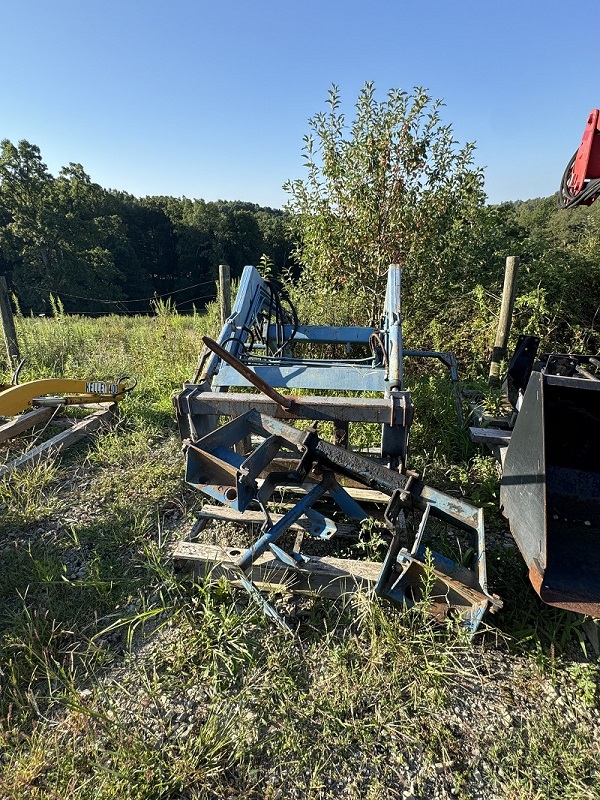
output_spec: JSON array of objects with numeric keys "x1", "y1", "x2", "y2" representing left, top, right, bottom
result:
[
  {"x1": 2, "y1": 81, "x2": 600, "y2": 369},
  {"x1": 0, "y1": 139, "x2": 295, "y2": 314}
]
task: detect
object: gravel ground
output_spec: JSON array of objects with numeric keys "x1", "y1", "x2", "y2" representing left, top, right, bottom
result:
[
  {"x1": 80, "y1": 592, "x2": 600, "y2": 800},
  {"x1": 3, "y1": 454, "x2": 599, "y2": 800}
]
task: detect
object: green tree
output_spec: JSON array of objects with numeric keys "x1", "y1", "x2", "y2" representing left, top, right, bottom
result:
[
  {"x1": 284, "y1": 84, "x2": 489, "y2": 334},
  {"x1": 496, "y1": 198, "x2": 600, "y2": 353},
  {"x1": 49, "y1": 163, "x2": 126, "y2": 309},
  {"x1": 0, "y1": 139, "x2": 56, "y2": 305},
  {"x1": 176, "y1": 198, "x2": 225, "y2": 285},
  {"x1": 0, "y1": 141, "x2": 131, "y2": 311},
  {"x1": 255, "y1": 209, "x2": 295, "y2": 275}
]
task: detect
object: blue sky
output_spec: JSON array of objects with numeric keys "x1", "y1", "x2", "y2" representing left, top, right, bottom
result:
[{"x1": 2, "y1": 0, "x2": 599, "y2": 208}]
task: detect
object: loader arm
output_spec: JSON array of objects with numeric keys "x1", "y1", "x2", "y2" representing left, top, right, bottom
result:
[{"x1": 0, "y1": 378, "x2": 133, "y2": 417}]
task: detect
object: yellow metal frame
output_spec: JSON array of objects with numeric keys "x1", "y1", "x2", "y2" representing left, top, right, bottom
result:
[{"x1": 0, "y1": 378, "x2": 130, "y2": 417}]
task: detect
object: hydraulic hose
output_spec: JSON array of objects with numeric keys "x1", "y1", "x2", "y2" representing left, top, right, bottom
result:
[{"x1": 558, "y1": 151, "x2": 600, "y2": 208}]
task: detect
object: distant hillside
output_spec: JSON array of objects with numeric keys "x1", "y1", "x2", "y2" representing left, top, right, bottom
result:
[{"x1": 0, "y1": 139, "x2": 295, "y2": 314}]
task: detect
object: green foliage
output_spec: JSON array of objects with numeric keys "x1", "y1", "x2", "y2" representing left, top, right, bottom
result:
[
  {"x1": 0, "y1": 140, "x2": 294, "y2": 315},
  {"x1": 284, "y1": 85, "x2": 600, "y2": 372},
  {"x1": 284, "y1": 83, "x2": 488, "y2": 329},
  {"x1": 0, "y1": 457, "x2": 60, "y2": 524},
  {"x1": 9, "y1": 306, "x2": 205, "y2": 432},
  {"x1": 494, "y1": 197, "x2": 600, "y2": 355},
  {"x1": 0, "y1": 312, "x2": 598, "y2": 800},
  {"x1": 0, "y1": 142, "x2": 128, "y2": 312}
]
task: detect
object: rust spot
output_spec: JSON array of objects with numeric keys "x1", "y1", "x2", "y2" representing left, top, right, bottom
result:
[
  {"x1": 528, "y1": 561, "x2": 544, "y2": 595},
  {"x1": 529, "y1": 561, "x2": 600, "y2": 615}
]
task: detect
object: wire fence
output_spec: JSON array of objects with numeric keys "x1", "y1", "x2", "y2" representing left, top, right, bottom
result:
[
  {"x1": 31, "y1": 280, "x2": 218, "y2": 317},
  {"x1": 56, "y1": 278, "x2": 216, "y2": 305}
]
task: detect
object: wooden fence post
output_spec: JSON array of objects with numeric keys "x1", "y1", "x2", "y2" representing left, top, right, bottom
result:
[
  {"x1": 219, "y1": 264, "x2": 231, "y2": 326},
  {"x1": 488, "y1": 256, "x2": 520, "y2": 387},
  {"x1": 0, "y1": 276, "x2": 20, "y2": 370}
]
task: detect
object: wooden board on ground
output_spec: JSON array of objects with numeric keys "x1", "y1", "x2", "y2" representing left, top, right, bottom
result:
[
  {"x1": 0, "y1": 405, "x2": 115, "y2": 477},
  {"x1": 468, "y1": 427, "x2": 510, "y2": 468},
  {"x1": 172, "y1": 540, "x2": 382, "y2": 599},
  {"x1": 0, "y1": 406, "x2": 56, "y2": 443},
  {"x1": 198, "y1": 503, "x2": 360, "y2": 538},
  {"x1": 469, "y1": 427, "x2": 512, "y2": 446},
  {"x1": 260, "y1": 481, "x2": 390, "y2": 505}
]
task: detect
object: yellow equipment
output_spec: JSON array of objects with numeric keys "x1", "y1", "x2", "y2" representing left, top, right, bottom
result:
[{"x1": 0, "y1": 377, "x2": 135, "y2": 417}]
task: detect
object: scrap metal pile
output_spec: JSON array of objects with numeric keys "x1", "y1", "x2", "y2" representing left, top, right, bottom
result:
[{"x1": 175, "y1": 264, "x2": 502, "y2": 631}]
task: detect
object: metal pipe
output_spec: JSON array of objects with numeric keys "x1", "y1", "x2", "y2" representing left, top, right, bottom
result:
[
  {"x1": 237, "y1": 479, "x2": 329, "y2": 571},
  {"x1": 385, "y1": 265, "x2": 403, "y2": 390},
  {"x1": 576, "y1": 365, "x2": 600, "y2": 381}
]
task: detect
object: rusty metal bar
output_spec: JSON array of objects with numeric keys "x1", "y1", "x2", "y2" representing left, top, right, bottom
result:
[{"x1": 201, "y1": 336, "x2": 294, "y2": 409}]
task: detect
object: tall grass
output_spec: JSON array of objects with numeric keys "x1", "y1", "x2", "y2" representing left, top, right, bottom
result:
[
  {"x1": 10, "y1": 303, "x2": 222, "y2": 430},
  {"x1": 0, "y1": 306, "x2": 598, "y2": 800}
]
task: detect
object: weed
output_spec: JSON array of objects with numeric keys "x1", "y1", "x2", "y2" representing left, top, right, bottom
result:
[
  {"x1": 355, "y1": 517, "x2": 388, "y2": 561},
  {"x1": 567, "y1": 662, "x2": 599, "y2": 707},
  {"x1": 486, "y1": 709, "x2": 599, "y2": 800},
  {"x1": 0, "y1": 456, "x2": 61, "y2": 525},
  {"x1": 1, "y1": 311, "x2": 598, "y2": 800}
]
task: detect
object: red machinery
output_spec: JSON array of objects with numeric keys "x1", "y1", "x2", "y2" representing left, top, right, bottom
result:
[{"x1": 559, "y1": 109, "x2": 600, "y2": 207}]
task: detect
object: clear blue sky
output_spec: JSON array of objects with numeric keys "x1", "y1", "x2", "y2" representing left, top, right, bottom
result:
[{"x1": 2, "y1": 0, "x2": 598, "y2": 209}]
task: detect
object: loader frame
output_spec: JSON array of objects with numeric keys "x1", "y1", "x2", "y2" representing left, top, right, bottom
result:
[{"x1": 175, "y1": 264, "x2": 499, "y2": 630}]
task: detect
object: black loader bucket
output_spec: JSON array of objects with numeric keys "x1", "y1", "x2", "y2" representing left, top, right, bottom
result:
[{"x1": 500, "y1": 370, "x2": 600, "y2": 614}]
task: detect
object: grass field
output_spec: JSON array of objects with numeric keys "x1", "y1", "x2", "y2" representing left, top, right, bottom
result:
[{"x1": 0, "y1": 308, "x2": 598, "y2": 800}]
